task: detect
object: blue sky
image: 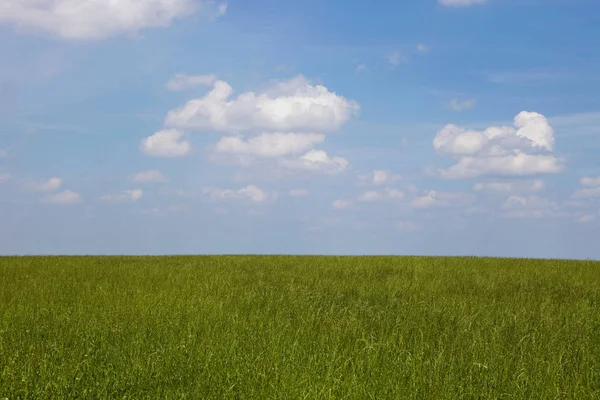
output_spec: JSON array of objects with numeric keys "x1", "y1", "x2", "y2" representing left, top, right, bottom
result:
[{"x1": 1, "y1": 0, "x2": 599, "y2": 258}]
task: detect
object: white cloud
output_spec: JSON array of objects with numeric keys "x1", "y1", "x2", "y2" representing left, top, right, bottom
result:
[
  {"x1": 0, "y1": 0, "x2": 226, "y2": 40},
  {"x1": 210, "y1": 133, "x2": 349, "y2": 176},
  {"x1": 580, "y1": 176, "x2": 600, "y2": 187},
  {"x1": 573, "y1": 176, "x2": 600, "y2": 199},
  {"x1": 0, "y1": 173, "x2": 11, "y2": 182},
  {"x1": 28, "y1": 177, "x2": 62, "y2": 192},
  {"x1": 384, "y1": 189, "x2": 405, "y2": 199},
  {"x1": 164, "y1": 75, "x2": 359, "y2": 134},
  {"x1": 289, "y1": 188, "x2": 309, "y2": 197},
  {"x1": 439, "y1": 0, "x2": 487, "y2": 7},
  {"x1": 416, "y1": 44, "x2": 430, "y2": 54},
  {"x1": 165, "y1": 73, "x2": 218, "y2": 91},
  {"x1": 101, "y1": 189, "x2": 144, "y2": 204},
  {"x1": 438, "y1": 154, "x2": 563, "y2": 179},
  {"x1": 358, "y1": 169, "x2": 401, "y2": 186},
  {"x1": 448, "y1": 99, "x2": 476, "y2": 111},
  {"x1": 411, "y1": 190, "x2": 473, "y2": 209},
  {"x1": 358, "y1": 189, "x2": 404, "y2": 202},
  {"x1": 130, "y1": 170, "x2": 167, "y2": 183},
  {"x1": 203, "y1": 185, "x2": 273, "y2": 203},
  {"x1": 355, "y1": 64, "x2": 366, "y2": 74},
  {"x1": 282, "y1": 150, "x2": 349, "y2": 175},
  {"x1": 434, "y1": 111, "x2": 564, "y2": 179},
  {"x1": 386, "y1": 51, "x2": 407, "y2": 69},
  {"x1": 0, "y1": 149, "x2": 7, "y2": 158},
  {"x1": 474, "y1": 180, "x2": 544, "y2": 194},
  {"x1": 333, "y1": 199, "x2": 354, "y2": 210},
  {"x1": 214, "y1": 133, "x2": 325, "y2": 158},
  {"x1": 502, "y1": 195, "x2": 557, "y2": 219},
  {"x1": 411, "y1": 191, "x2": 438, "y2": 209},
  {"x1": 41, "y1": 190, "x2": 82, "y2": 205},
  {"x1": 358, "y1": 191, "x2": 382, "y2": 202},
  {"x1": 577, "y1": 214, "x2": 598, "y2": 224},
  {"x1": 140, "y1": 129, "x2": 192, "y2": 158}
]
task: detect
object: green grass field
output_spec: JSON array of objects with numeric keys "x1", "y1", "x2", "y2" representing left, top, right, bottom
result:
[{"x1": 1, "y1": 256, "x2": 599, "y2": 399}]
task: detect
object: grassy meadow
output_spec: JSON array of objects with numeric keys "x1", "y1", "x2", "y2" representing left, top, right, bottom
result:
[{"x1": 0, "y1": 255, "x2": 599, "y2": 399}]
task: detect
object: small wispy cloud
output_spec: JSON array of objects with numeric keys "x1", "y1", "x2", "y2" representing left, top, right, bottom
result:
[
  {"x1": 386, "y1": 51, "x2": 407, "y2": 69},
  {"x1": 357, "y1": 170, "x2": 402, "y2": 186},
  {"x1": 447, "y1": 99, "x2": 477, "y2": 111},
  {"x1": 130, "y1": 170, "x2": 167, "y2": 183},
  {"x1": 416, "y1": 44, "x2": 430, "y2": 54},
  {"x1": 474, "y1": 180, "x2": 544, "y2": 195},
  {"x1": 101, "y1": 189, "x2": 144, "y2": 204},
  {"x1": 357, "y1": 189, "x2": 404, "y2": 202},
  {"x1": 486, "y1": 70, "x2": 571, "y2": 85},
  {"x1": 41, "y1": 190, "x2": 82, "y2": 205},
  {"x1": 572, "y1": 176, "x2": 600, "y2": 199},
  {"x1": 289, "y1": 188, "x2": 309, "y2": 197},
  {"x1": 203, "y1": 185, "x2": 275, "y2": 204},
  {"x1": 165, "y1": 73, "x2": 217, "y2": 91},
  {"x1": 333, "y1": 199, "x2": 354, "y2": 210},
  {"x1": 28, "y1": 177, "x2": 62, "y2": 192}
]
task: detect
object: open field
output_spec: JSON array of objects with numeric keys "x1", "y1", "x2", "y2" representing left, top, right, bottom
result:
[{"x1": 0, "y1": 256, "x2": 599, "y2": 399}]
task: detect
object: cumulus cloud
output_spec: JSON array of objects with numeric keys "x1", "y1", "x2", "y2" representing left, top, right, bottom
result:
[
  {"x1": 140, "y1": 129, "x2": 192, "y2": 158},
  {"x1": 358, "y1": 169, "x2": 401, "y2": 186},
  {"x1": 0, "y1": 0, "x2": 226, "y2": 40},
  {"x1": 358, "y1": 189, "x2": 404, "y2": 202},
  {"x1": 282, "y1": 150, "x2": 349, "y2": 175},
  {"x1": 203, "y1": 185, "x2": 273, "y2": 203},
  {"x1": 572, "y1": 176, "x2": 600, "y2": 199},
  {"x1": 101, "y1": 189, "x2": 144, "y2": 204},
  {"x1": 28, "y1": 177, "x2": 62, "y2": 192},
  {"x1": 439, "y1": 0, "x2": 487, "y2": 7},
  {"x1": 474, "y1": 180, "x2": 544, "y2": 194},
  {"x1": 214, "y1": 133, "x2": 325, "y2": 158},
  {"x1": 0, "y1": 173, "x2": 11, "y2": 182},
  {"x1": 41, "y1": 190, "x2": 82, "y2": 205},
  {"x1": 289, "y1": 188, "x2": 309, "y2": 197},
  {"x1": 166, "y1": 73, "x2": 218, "y2": 91},
  {"x1": 210, "y1": 133, "x2": 350, "y2": 175},
  {"x1": 164, "y1": 75, "x2": 359, "y2": 134},
  {"x1": 130, "y1": 170, "x2": 167, "y2": 183},
  {"x1": 502, "y1": 195, "x2": 557, "y2": 219},
  {"x1": 448, "y1": 99, "x2": 476, "y2": 111},
  {"x1": 433, "y1": 111, "x2": 564, "y2": 179}
]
